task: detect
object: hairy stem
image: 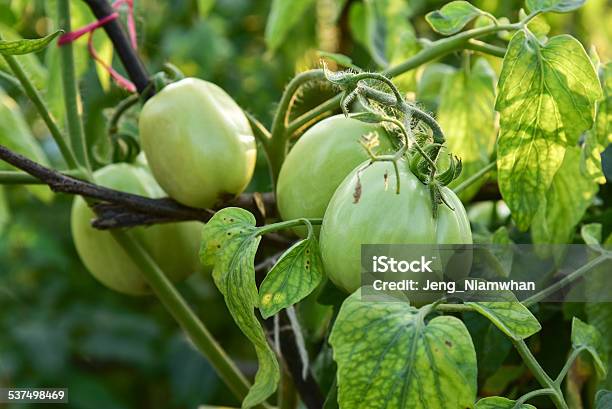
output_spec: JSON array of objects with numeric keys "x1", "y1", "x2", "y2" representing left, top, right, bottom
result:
[
  {"x1": 554, "y1": 348, "x2": 582, "y2": 387},
  {"x1": 512, "y1": 339, "x2": 568, "y2": 409},
  {"x1": 110, "y1": 230, "x2": 262, "y2": 407},
  {"x1": 58, "y1": 0, "x2": 91, "y2": 173},
  {"x1": 465, "y1": 39, "x2": 507, "y2": 58},
  {"x1": 287, "y1": 23, "x2": 518, "y2": 136},
  {"x1": 453, "y1": 161, "x2": 496, "y2": 194},
  {"x1": 257, "y1": 218, "x2": 323, "y2": 236},
  {"x1": 522, "y1": 254, "x2": 610, "y2": 307},
  {"x1": 268, "y1": 70, "x2": 326, "y2": 184},
  {"x1": 517, "y1": 388, "x2": 557, "y2": 405}
]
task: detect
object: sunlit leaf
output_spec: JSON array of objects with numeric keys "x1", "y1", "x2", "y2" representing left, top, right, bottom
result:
[
  {"x1": 475, "y1": 396, "x2": 536, "y2": 408},
  {"x1": 531, "y1": 147, "x2": 598, "y2": 245},
  {"x1": 426, "y1": 1, "x2": 485, "y2": 36},
  {"x1": 438, "y1": 58, "x2": 497, "y2": 201},
  {"x1": 526, "y1": 0, "x2": 586, "y2": 14},
  {"x1": 259, "y1": 235, "x2": 323, "y2": 318},
  {"x1": 349, "y1": 0, "x2": 419, "y2": 89},
  {"x1": 200, "y1": 208, "x2": 280, "y2": 408},
  {"x1": 0, "y1": 30, "x2": 61, "y2": 55},
  {"x1": 495, "y1": 32, "x2": 602, "y2": 230},
  {"x1": 571, "y1": 317, "x2": 608, "y2": 378},
  {"x1": 330, "y1": 290, "x2": 477, "y2": 408},
  {"x1": 466, "y1": 290, "x2": 541, "y2": 340},
  {"x1": 581, "y1": 62, "x2": 611, "y2": 184},
  {"x1": 265, "y1": 0, "x2": 316, "y2": 52}
]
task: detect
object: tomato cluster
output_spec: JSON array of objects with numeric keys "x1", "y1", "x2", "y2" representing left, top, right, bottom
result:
[
  {"x1": 277, "y1": 116, "x2": 472, "y2": 292},
  {"x1": 73, "y1": 78, "x2": 471, "y2": 296}
]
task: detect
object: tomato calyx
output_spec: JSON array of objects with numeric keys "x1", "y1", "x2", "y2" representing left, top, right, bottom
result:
[{"x1": 324, "y1": 66, "x2": 465, "y2": 217}]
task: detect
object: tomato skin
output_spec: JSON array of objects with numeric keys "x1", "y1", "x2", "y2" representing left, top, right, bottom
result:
[
  {"x1": 276, "y1": 115, "x2": 392, "y2": 233},
  {"x1": 139, "y1": 78, "x2": 256, "y2": 208},
  {"x1": 319, "y1": 160, "x2": 472, "y2": 293},
  {"x1": 71, "y1": 164, "x2": 202, "y2": 295}
]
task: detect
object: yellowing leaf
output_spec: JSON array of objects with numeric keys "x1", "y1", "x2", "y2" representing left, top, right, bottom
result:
[
  {"x1": 259, "y1": 236, "x2": 323, "y2": 318},
  {"x1": 330, "y1": 290, "x2": 477, "y2": 408},
  {"x1": 200, "y1": 208, "x2": 279, "y2": 409},
  {"x1": 438, "y1": 58, "x2": 497, "y2": 201},
  {"x1": 532, "y1": 147, "x2": 598, "y2": 245},
  {"x1": 495, "y1": 32, "x2": 602, "y2": 230},
  {"x1": 426, "y1": 1, "x2": 485, "y2": 36}
]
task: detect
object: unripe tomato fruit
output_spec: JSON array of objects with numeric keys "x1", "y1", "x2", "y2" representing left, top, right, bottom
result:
[
  {"x1": 71, "y1": 164, "x2": 202, "y2": 295},
  {"x1": 320, "y1": 160, "x2": 472, "y2": 293},
  {"x1": 276, "y1": 115, "x2": 393, "y2": 233},
  {"x1": 139, "y1": 78, "x2": 256, "y2": 208}
]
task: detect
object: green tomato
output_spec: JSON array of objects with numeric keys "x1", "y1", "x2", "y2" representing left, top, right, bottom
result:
[
  {"x1": 71, "y1": 164, "x2": 202, "y2": 295},
  {"x1": 276, "y1": 115, "x2": 393, "y2": 234},
  {"x1": 319, "y1": 160, "x2": 472, "y2": 293},
  {"x1": 139, "y1": 78, "x2": 256, "y2": 208}
]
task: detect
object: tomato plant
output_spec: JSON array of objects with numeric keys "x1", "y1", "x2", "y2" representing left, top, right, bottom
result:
[
  {"x1": 0, "y1": 1, "x2": 610, "y2": 409},
  {"x1": 139, "y1": 77, "x2": 257, "y2": 208},
  {"x1": 71, "y1": 163, "x2": 202, "y2": 295},
  {"x1": 276, "y1": 114, "x2": 392, "y2": 233}
]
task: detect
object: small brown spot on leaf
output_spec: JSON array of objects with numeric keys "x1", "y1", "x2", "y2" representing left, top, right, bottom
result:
[{"x1": 445, "y1": 340, "x2": 453, "y2": 347}]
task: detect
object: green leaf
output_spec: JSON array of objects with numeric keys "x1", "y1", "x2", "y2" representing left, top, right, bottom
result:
[
  {"x1": 526, "y1": 0, "x2": 586, "y2": 14},
  {"x1": 571, "y1": 317, "x2": 608, "y2": 378},
  {"x1": 265, "y1": 0, "x2": 316, "y2": 52},
  {"x1": 330, "y1": 290, "x2": 477, "y2": 408},
  {"x1": 438, "y1": 58, "x2": 497, "y2": 201},
  {"x1": 349, "y1": 0, "x2": 419, "y2": 90},
  {"x1": 416, "y1": 63, "x2": 456, "y2": 111},
  {"x1": 465, "y1": 291, "x2": 542, "y2": 340},
  {"x1": 495, "y1": 32, "x2": 602, "y2": 230},
  {"x1": 425, "y1": 1, "x2": 485, "y2": 36},
  {"x1": 531, "y1": 147, "x2": 598, "y2": 245},
  {"x1": 259, "y1": 236, "x2": 324, "y2": 319},
  {"x1": 0, "y1": 89, "x2": 51, "y2": 202},
  {"x1": 200, "y1": 208, "x2": 280, "y2": 408},
  {"x1": 596, "y1": 390, "x2": 612, "y2": 409},
  {"x1": 581, "y1": 63, "x2": 611, "y2": 184},
  {"x1": 0, "y1": 30, "x2": 61, "y2": 55},
  {"x1": 475, "y1": 396, "x2": 536, "y2": 408},
  {"x1": 0, "y1": 24, "x2": 47, "y2": 90}
]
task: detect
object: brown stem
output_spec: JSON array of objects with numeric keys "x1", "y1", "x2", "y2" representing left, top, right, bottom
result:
[{"x1": 0, "y1": 144, "x2": 274, "y2": 228}]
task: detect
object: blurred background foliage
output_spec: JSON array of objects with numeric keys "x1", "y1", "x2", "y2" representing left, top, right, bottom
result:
[{"x1": 0, "y1": 0, "x2": 610, "y2": 408}]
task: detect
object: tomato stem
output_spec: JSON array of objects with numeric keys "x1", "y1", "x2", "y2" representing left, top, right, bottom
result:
[
  {"x1": 57, "y1": 0, "x2": 92, "y2": 174},
  {"x1": 257, "y1": 218, "x2": 323, "y2": 236},
  {"x1": 0, "y1": 37, "x2": 79, "y2": 170},
  {"x1": 111, "y1": 230, "x2": 271, "y2": 408}
]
